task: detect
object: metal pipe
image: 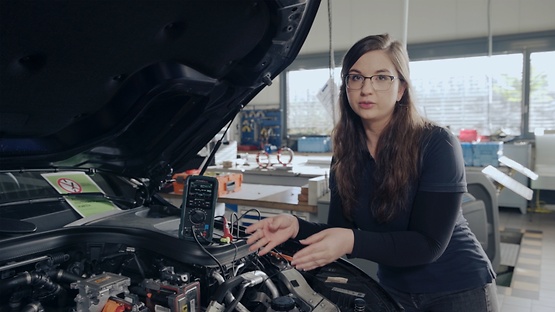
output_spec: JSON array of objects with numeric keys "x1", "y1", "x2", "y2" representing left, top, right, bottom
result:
[
  {"x1": 212, "y1": 272, "x2": 250, "y2": 312},
  {"x1": 402, "y1": 0, "x2": 410, "y2": 47}
]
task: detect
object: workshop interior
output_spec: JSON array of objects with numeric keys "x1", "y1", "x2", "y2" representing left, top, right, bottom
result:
[{"x1": 1, "y1": 1, "x2": 555, "y2": 312}]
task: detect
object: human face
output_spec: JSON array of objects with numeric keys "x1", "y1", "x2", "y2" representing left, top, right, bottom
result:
[{"x1": 346, "y1": 50, "x2": 405, "y2": 129}]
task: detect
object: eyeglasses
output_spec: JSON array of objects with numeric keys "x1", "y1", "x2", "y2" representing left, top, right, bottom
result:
[{"x1": 344, "y1": 74, "x2": 398, "y2": 91}]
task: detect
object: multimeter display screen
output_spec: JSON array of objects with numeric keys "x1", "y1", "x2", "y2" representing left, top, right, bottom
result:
[
  {"x1": 179, "y1": 176, "x2": 218, "y2": 241},
  {"x1": 185, "y1": 179, "x2": 215, "y2": 209}
]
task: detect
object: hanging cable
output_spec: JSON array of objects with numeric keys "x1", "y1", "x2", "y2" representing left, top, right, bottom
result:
[
  {"x1": 487, "y1": 0, "x2": 493, "y2": 134},
  {"x1": 327, "y1": 0, "x2": 337, "y2": 126},
  {"x1": 327, "y1": 0, "x2": 335, "y2": 78},
  {"x1": 199, "y1": 117, "x2": 236, "y2": 176}
]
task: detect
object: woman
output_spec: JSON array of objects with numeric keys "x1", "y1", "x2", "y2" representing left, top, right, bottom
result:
[{"x1": 246, "y1": 34, "x2": 498, "y2": 312}]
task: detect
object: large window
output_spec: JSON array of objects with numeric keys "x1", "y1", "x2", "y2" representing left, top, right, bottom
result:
[
  {"x1": 286, "y1": 54, "x2": 525, "y2": 137},
  {"x1": 411, "y1": 54, "x2": 523, "y2": 136},
  {"x1": 529, "y1": 51, "x2": 555, "y2": 132},
  {"x1": 284, "y1": 32, "x2": 555, "y2": 139},
  {"x1": 287, "y1": 68, "x2": 340, "y2": 135}
]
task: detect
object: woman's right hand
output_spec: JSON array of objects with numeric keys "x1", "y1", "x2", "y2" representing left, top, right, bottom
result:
[{"x1": 245, "y1": 214, "x2": 299, "y2": 256}]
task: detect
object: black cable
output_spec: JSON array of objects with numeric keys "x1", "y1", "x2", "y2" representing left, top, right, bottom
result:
[
  {"x1": 231, "y1": 212, "x2": 239, "y2": 238},
  {"x1": 237, "y1": 208, "x2": 262, "y2": 221},
  {"x1": 230, "y1": 240, "x2": 239, "y2": 276},
  {"x1": 192, "y1": 230, "x2": 225, "y2": 276},
  {"x1": 223, "y1": 282, "x2": 248, "y2": 312},
  {"x1": 234, "y1": 208, "x2": 262, "y2": 238},
  {"x1": 213, "y1": 275, "x2": 246, "y2": 303},
  {"x1": 100, "y1": 252, "x2": 145, "y2": 278}
]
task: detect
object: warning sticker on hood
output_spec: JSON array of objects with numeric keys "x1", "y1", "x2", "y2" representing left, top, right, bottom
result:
[{"x1": 41, "y1": 172, "x2": 119, "y2": 217}]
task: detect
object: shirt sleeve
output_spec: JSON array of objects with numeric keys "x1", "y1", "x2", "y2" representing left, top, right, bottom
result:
[
  {"x1": 350, "y1": 190, "x2": 463, "y2": 266},
  {"x1": 295, "y1": 167, "x2": 354, "y2": 240},
  {"x1": 418, "y1": 127, "x2": 467, "y2": 193}
]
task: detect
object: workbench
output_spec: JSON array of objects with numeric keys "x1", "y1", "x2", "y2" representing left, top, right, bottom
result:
[
  {"x1": 217, "y1": 183, "x2": 316, "y2": 213},
  {"x1": 161, "y1": 183, "x2": 320, "y2": 225},
  {"x1": 163, "y1": 154, "x2": 331, "y2": 223},
  {"x1": 206, "y1": 154, "x2": 331, "y2": 187}
]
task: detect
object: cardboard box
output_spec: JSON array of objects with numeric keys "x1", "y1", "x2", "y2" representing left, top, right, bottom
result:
[{"x1": 172, "y1": 171, "x2": 242, "y2": 197}]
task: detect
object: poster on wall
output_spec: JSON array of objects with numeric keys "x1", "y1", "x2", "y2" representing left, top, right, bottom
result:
[{"x1": 240, "y1": 109, "x2": 281, "y2": 151}]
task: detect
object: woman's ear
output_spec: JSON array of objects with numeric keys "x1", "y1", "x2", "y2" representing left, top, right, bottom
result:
[{"x1": 397, "y1": 82, "x2": 406, "y2": 102}]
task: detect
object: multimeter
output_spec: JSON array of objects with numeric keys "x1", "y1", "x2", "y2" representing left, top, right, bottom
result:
[{"x1": 179, "y1": 175, "x2": 218, "y2": 243}]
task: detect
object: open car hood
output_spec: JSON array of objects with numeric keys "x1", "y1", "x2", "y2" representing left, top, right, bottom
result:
[{"x1": 0, "y1": 0, "x2": 320, "y2": 182}]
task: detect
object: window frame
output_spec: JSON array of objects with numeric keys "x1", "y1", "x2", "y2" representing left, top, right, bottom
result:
[{"x1": 281, "y1": 30, "x2": 555, "y2": 141}]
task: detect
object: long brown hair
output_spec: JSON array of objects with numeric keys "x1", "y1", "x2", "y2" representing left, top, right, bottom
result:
[{"x1": 331, "y1": 34, "x2": 432, "y2": 223}]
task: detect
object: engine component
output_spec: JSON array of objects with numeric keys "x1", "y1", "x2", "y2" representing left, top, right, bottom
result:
[
  {"x1": 102, "y1": 296, "x2": 148, "y2": 312},
  {"x1": 142, "y1": 278, "x2": 200, "y2": 312},
  {"x1": 159, "y1": 266, "x2": 190, "y2": 285},
  {"x1": 0, "y1": 226, "x2": 404, "y2": 311},
  {"x1": 268, "y1": 296, "x2": 300, "y2": 312},
  {"x1": 278, "y1": 268, "x2": 340, "y2": 312},
  {"x1": 170, "y1": 283, "x2": 200, "y2": 312},
  {"x1": 71, "y1": 272, "x2": 131, "y2": 312}
]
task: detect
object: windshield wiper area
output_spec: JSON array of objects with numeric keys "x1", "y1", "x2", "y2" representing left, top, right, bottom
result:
[
  {"x1": 63, "y1": 192, "x2": 139, "y2": 208},
  {"x1": 0, "y1": 193, "x2": 139, "y2": 209},
  {"x1": 0, "y1": 218, "x2": 37, "y2": 234}
]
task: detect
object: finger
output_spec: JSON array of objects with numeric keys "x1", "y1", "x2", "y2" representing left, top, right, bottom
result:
[
  {"x1": 252, "y1": 237, "x2": 278, "y2": 256},
  {"x1": 246, "y1": 232, "x2": 260, "y2": 245},
  {"x1": 293, "y1": 255, "x2": 329, "y2": 271},
  {"x1": 291, "y1": 242, "x2": 333, "y2": 266},
  {"x1": 294, "y1": 261, "x2": 314, "y2": 271},
  {"x1": 258, "y1": 243, "x2": 277, "y2": 256},
  {"x1": 267, "y1": 217, "x2": 283, "y2": 231},
  {"x1": 245, "y1": 222, "x2": 261, "y2": 234},
  {"x1": 291, "y1": 246, "x2": 320, "y2": 265},
  {"x1": 270, "y1": 214, "x2": 295, "y2": 231},
  {"x1": 248, "y1": 235, "x2": 269, "y2": 252},
  {"x1": 298, "y1": 231, "x2": 325, "y2": 245},
  {"x1": 291, "y1": 246, "x2": 312, "y2": 260},
  {"x1": 246, "y1": 228, "x2": 266, "y2": 245},
  {"x1": 300, "y1": 262, "x2": 325, "y2": 271},
  {"x1": 294, "y1": 259, "x2": 319, "y2": 271}
]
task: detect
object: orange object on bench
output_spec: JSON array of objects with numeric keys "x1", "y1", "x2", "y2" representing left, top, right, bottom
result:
[
  {"x1": 172, "y1": 170, "x2": 242, "y2": 197},
  {"x1": 210, "y1": 172, "x2": 243, "y2": 197},
  {"x1": 172, "y1": 169, "x2": 201, "y2": 194}
]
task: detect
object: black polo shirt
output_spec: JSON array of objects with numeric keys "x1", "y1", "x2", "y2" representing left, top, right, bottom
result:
[{"x1": 297, "y1": 126, "x2": 495, "y2": 293}]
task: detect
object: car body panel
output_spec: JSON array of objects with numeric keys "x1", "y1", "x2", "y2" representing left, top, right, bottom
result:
[
  {"x1": 1, "y1": 0, "x2": 316, "y2": 183},
  {"x1": 0, "y1": 1, "x2": 405, "y2": 311}
]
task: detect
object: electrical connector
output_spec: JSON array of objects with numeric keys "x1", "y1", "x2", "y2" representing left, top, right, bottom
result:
[{"x1": 222, "y1": 216, "x2": 233, "y2": 241}]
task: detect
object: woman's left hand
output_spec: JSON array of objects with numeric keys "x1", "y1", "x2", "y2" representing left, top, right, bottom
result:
[{"x1": 290, "y1": 228, "x2": 354, "y2": 271}]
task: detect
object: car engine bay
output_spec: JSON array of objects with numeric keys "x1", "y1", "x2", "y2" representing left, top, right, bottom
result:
[{"x1": 0, "y1": 208, "x2": 402, "y2": 312}]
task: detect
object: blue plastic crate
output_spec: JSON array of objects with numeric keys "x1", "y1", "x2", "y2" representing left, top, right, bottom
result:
[
  {"x1": 460, "y1": 142, "x2": 473, "y2": 166},
  {"x1": 297, "y1": 136, "x2": 331, "y2": 153},
  {"x1": 472, "y1": 142, "x2": 503, "y2": 167}
]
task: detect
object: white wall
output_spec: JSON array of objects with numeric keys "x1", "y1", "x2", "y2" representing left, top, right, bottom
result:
[
  {"x1": 249, "y1": 0, "x2": 555, "y2": 107},
  {"x1": 300, "y1": 0, "x2": 555, "y2": 53}
]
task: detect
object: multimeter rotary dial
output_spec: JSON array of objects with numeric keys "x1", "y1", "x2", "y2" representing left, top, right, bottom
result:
[{"x1": 189, "y1": 209, "x2": 207, "y2": 224}]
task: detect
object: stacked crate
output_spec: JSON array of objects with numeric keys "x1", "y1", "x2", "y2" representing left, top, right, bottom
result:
[
  {"x1": 460, "y1": 141, "x2": 503, "y2": 167},
  {"x1": 297, "y1": 136, "x2": 332, "y2": 153}
]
